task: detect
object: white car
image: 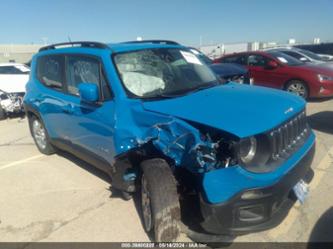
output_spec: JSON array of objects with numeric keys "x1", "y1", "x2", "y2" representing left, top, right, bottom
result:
[
  {"x1": 0, "y1": 63, "x2": 30, "y2": 93},
  {"x1": 0, "y1": 63, "x2": 30, "y2": 119}
]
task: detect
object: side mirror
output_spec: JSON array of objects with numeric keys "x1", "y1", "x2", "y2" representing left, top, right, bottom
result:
[
  {"x1": 78, "y1": 83, "x2": 99, "y2": 103},
  {"x1": 266, "y1": 60, "x2": 278, "y2": 69}
]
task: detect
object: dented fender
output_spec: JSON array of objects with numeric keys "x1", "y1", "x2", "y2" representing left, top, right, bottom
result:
[{"x1": 113, "y1": 101, "x2": 219, "y2": 173}]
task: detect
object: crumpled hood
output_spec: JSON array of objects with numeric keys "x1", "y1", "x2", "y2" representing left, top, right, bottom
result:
[{"x1": 142, "y1": 83, "x2": 305, "y2": 138}]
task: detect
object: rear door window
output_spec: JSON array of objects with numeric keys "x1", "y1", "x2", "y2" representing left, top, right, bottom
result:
[
  {"x1": 247, "y1": 54, "x2": 268, "y2": 67},
  {"x1": 37, "y1": 55, "x2": 65, "y2": 90},
  {"x1": 222, "y1": 55, "x2": 247, "y2": 65}
]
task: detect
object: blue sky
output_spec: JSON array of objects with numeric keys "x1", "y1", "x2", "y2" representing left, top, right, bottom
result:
[{"x1": 1, "y1": 0, "x2": 332, "y2": 45}]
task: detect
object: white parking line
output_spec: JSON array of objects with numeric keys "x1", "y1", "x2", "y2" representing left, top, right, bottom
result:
[
  {"x1": 0, "y1": 154, "x2": 45, "y2": 170},
  {"x1": 310, "y1": 146, "x2": 333, "y2": 189}
]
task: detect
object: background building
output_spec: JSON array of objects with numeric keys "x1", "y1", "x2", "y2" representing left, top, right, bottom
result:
[
  {"x1": 198, "y1": 37, "x2": 332, "y2": 58},
  {"x1": 0, "y1": 44, "x2": 43, "y2": 63}
]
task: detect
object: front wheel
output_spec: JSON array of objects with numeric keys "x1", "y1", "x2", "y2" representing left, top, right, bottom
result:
[
  {"x1": 285, "y1": 80, "x2": 309, "y2": 99},
  {"x1": 140, "y1": 159, "x2": 181, "y2": 242}
]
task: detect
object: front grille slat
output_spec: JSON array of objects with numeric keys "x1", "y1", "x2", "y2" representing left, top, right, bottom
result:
[
  {"x1": 287, "y1": 122, "x2": 291, "y2": 147},
  {"x1": 271, "y1": 131, "x2": 277, "y2": 159},
  {"x1": 270, "y1": 111, "x2": 308, "y2": 161},
  {"x1": 295, "y1": 116, "x2": 300, "y2": 140},
  {"x1": 278, "y1": 128, "x2": 283, "y2": 155},
  {"x1": 290, "y1": 120, "x2": 295, "y2": 144},
  {"x1": 283, "y1": 124, "x2": 288, "y2": 152}
]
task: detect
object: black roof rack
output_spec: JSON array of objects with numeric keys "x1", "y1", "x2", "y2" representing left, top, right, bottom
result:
[
  {"x1": 121, "y1": 40, "x2": 180, "y2": 45},
  {"x1": 39, "y1": 41, "x2": 109, "y2": 52}
]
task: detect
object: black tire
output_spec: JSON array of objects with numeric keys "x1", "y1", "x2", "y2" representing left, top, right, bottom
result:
[
  {"x1": 285, "y1": 80, "x2": 309, "y2": 99},
  {"x1": 140, "y1": 158, "x2": 181, "y2": 242},
  {"x1": 29, "y1": 115, "x2": 56, "y2": 155},
  {"x1": 0, "y1": 105, "x2": 6, "y2": 120}
]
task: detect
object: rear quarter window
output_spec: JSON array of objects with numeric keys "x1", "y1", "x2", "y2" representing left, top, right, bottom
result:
[{"x1": 36, "y1": 55, "x2": 64, "y2": 90}]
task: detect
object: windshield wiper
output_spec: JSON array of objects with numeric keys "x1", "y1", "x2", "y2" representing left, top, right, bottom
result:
[
  {"x1": 141, "y1": 93, "x2": 176, "y2": 100},
  {"x1": 141, "y1": 81, "x2": 219, "y2": 100},
  {"x1": 165, "y1": 81, "x2": 220, "y2": 97}
]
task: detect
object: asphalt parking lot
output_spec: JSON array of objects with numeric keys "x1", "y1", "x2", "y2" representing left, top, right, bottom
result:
[{"x1": 0, "y1": 98, "x2": 332, "y2": 243}]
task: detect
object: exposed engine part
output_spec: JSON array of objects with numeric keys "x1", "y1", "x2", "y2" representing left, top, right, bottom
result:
[{"x1": 145, "y1": 120, "x2": 237, "y2": 172}]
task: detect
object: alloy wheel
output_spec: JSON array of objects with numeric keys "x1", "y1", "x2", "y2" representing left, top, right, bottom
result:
[
  {"x1": 287, "y1": 82, "x2": 307, "y2": 98},
  {"x1": 32, "y1": 119, "x2": 47, "y2": 150}
]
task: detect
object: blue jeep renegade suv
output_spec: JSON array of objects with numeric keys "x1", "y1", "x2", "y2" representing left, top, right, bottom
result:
[{"x1": 24, "y1": 41, "x2": 315, "y2": 242}]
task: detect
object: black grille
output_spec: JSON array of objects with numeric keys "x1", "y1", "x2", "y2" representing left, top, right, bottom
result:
[{"x1": 269, "y1": 111, "x2": 309, "y2": 160}]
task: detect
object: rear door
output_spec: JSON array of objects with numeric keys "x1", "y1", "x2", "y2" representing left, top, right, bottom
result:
[
  {"x1": 60, "y1": 54, "x2": 116, "y2": 172},
  {"x1": 35, "y1": 55, "x2": 69, "y2": 139}
]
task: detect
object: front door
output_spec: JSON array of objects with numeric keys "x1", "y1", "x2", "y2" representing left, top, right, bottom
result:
[
  {"x1": 60, "y1": 54, "x2": 116, "y2": 172},
  {"x1": 247, "y1": 54, "x2": 285, "y2": 89}
]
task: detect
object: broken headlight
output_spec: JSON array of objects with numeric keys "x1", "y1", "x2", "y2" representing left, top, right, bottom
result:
[{"x1": 238, "y1": 135, "x2": 271, "y2": 172}]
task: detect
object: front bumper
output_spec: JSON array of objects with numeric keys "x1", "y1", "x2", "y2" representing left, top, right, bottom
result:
[
  {"x1": 312, "y1": 83, "x2": 333, "y2": 98},
  {"x1": 200, "y1": 140, "x2": 315, "y2": 235},
  {"x1": 318, "y1": 87, "x2": 333, "y2": 97}
]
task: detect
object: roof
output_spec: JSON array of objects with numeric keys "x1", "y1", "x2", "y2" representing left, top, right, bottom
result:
[
  {"x1": 38, "y1": 40, "x2": 184, "y2": 54},
  {"x1": 223, "y1": 50, "x2": 269, "y2": 57},
  {"x1": 108, "y1": 42, "x2": 183, "y2": 53}
]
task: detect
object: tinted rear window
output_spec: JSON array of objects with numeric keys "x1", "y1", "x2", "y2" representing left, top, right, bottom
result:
[
  {"x1": 221, "y1": 55, "x2": 247, "y2": 65},
  {"x1": 37, "y1": 55, "x2": 64, "y2": 90}
]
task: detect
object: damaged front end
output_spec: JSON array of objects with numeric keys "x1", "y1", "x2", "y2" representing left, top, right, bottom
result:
[
  {"x1": 111, "y1": 106, "x2": 238, "y2": 193},
  {"x1": 145, "y1": 119, "x2": 237, "y2": 173},
  {"x1": 0, "y1": 89, "x2": 24, "y2": 117}
]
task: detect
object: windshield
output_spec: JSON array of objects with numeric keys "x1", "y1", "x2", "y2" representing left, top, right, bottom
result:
[
  {"x1": 298, "y1": 49, "x2": 322, "y2": 61},
  {"x1": 15, "y1": 65, "x2": 30, "y2": 74},
  {"x1": 114, "y1": 48, "x2": 218, "y2": 99},
  {"x1": 189, "y1": 48, "x2": 213, "y2": 64},
  {"x1": 267, "y1": 51, "x2": 304, "y2": 66}
]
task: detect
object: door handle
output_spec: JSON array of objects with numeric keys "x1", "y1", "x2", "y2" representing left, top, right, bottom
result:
[{"x1": 62, "y1": 104, "x2": 74, "y2": 114}]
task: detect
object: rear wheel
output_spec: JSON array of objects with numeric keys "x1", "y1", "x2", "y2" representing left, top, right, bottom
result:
[
  {"x1": 285, "y1": 80, "x2": 309, "y2": 99},
  {"x1": 29, "y1": 115, "x2": 56, "y2": 155},
  {"x1": 140, "y1": 158, "x2": 181, "y2": 242}
]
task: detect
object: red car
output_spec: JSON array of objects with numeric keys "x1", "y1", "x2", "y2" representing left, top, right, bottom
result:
[{"x1": 214, "y1": 51, "x2": 333, "y2": 99}]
